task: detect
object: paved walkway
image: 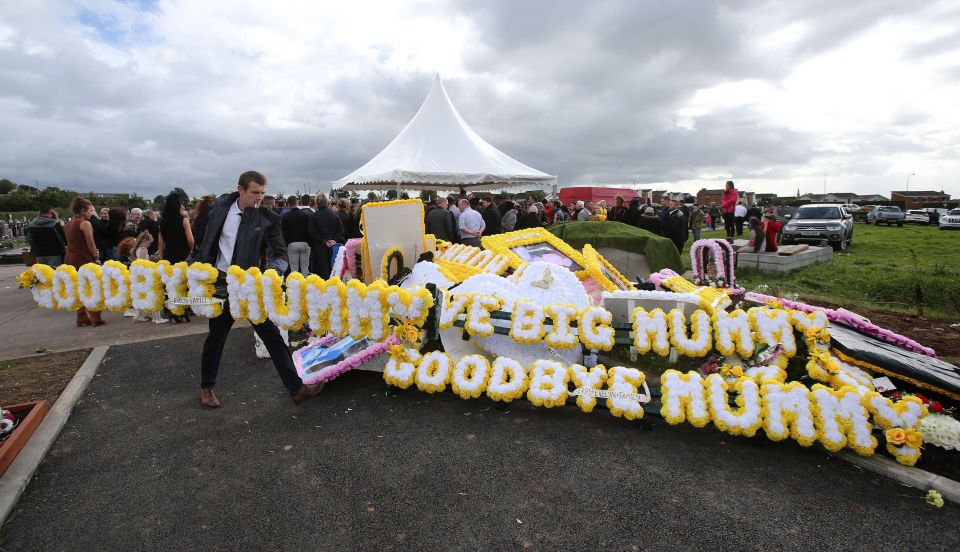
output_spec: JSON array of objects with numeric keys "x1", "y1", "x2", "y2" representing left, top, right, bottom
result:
[
  {"x1": 0, "y1": 264, "x2": 208, "y2": 361},
  {"x1": 1, "y1": 329, "x2": 957, "y2": 550}
]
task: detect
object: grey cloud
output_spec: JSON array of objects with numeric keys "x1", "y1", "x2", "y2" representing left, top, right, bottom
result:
[{"x1": 0, "y1": 0, "x2": 956, "y2": 198}]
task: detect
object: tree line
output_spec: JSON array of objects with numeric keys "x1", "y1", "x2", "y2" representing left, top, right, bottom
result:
[{"x1": 0, "y1": 178, "x2": 148, "y2": 213}]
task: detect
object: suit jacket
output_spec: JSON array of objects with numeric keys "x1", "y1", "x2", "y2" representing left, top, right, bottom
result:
[
  {"x1": 425, "y1": 206, "x2": 456, "y2": 242},
  {"x1": 197, "y1": 192, "x2": 288, "y2": 273},
  {"x1": 664, "y1": 209, "x2": 688, "y2": 248},
  {"x1": 307, "y1": 207, "x2": 344, "y2": 278}
]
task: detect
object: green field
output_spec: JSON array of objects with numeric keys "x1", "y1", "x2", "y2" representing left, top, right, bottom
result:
[{"x1": 680, "y1": 223, "x2": 960, "y2": 319}]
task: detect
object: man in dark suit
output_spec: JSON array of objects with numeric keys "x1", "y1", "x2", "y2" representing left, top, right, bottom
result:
[
  {"x1": 479, "y1": 197, "x2": 502, "y2": 235},
  {"x1": 307, "y1": 193, "x2": 344, "y2": 278},
  {"x1": 194, "y1": 170, "x2": 321, "y2": 408},
  {"x1": 664, "y1": 199, "x2": 688, "y2": 253},
  {"x1": 425, "y1": 197, "x2": 457, "y2": 242}
]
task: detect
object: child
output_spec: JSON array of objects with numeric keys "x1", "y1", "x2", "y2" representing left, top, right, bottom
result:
[{"x1": 132, "y1": 231, "x2": 169, "y2": 324}]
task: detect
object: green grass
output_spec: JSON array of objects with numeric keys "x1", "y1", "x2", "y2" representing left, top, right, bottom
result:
[{"x1": 679, "y1": 223, "x2": 960, "y2": 319}]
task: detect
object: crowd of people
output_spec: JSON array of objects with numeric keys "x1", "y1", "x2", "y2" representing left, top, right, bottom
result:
[
  {"x1": 21, "y1": 180, "x2": 788, "y2": 329},
  {"x1": 420, "y1": 181, "x2": 781, "y2": 256},
  {"x1": 17, "y1": 172, "x2": 792, "y2": 407}
]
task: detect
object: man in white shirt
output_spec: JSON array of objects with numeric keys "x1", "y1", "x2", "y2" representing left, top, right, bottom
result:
[
  {"x1": 734, "y1": 201, "x2": 748, "y2": 236},
  {"x1": 195, "y1": 170, "x2": 322, "y2": 408},
  {"x1": 577, "y1": 201, "x2": 593, "y2": 221},
  {"x1": 457, "y1": 199, "x2": 485, "y2": 246}
]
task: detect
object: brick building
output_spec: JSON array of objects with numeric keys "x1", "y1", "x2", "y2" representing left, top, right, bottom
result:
[
  {"x1": 890, "y1": 190, "x2": 951, "y2": 209},
  {"x1": 696, "y1": 188, "x2": 725, "y2": 207}
]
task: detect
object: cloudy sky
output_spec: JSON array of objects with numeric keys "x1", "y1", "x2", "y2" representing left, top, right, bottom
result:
[{"x1": 1, "y1": 0, "x2": 958, "y2": 199}]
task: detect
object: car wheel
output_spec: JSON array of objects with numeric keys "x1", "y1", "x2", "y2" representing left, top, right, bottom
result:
[
  {"x1": 831, "y1": 240, "x2": 845, "y2": 251},
  {"x1": 847, "y1": 231, "x2": 853, "y2": 246}
]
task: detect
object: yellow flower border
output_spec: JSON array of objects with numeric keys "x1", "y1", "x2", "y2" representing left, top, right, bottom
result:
[
  {"x1": 380, "y1": 247, "x2": 404, "y2": 282},
  {"x1": 581, "y1": 243, "x2": 635, "y2": 292},
  {"x1": 481, "y1": 227, "x2": 589, "y2": 278}
]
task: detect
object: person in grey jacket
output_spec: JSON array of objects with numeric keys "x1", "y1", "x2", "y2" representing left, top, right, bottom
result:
[
  {"x1": 26, "y1": 206, "x2": 66, "y2": 266},
  {"x1": 500, "y1": 201, "x2": 518, "y2": 232},
  {"x1": 195, "y1": 170, "x2": 321, "y2": 409}
]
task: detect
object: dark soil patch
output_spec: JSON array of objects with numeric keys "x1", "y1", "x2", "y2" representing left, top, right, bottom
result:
[
  {"x1": 799, "y1": 296, "x2": 960, "y2": 363},
  {"x1": 0, "y1": 349, "x2": 91, "y2": 406}
]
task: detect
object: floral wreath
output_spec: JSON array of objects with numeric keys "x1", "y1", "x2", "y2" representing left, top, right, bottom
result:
[{"x1": 380, "y1": 247, "x2": 405, "y2": 282}]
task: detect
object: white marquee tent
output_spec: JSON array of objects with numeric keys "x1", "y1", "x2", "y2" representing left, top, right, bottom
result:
[{"x1": 332, "y1": 76, "x2": 557, "y2": 192}]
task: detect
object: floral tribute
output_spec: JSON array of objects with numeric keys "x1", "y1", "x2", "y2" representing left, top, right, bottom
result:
[
  {"x1": 690, "y1": 239, "x2": 737, "y2": 288},
  {"x1": 21, "y1": 229, "x2": 953, "y2": 469}
]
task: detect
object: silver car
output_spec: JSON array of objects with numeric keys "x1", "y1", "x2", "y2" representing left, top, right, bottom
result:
[
  {"x1": 940, "y1": 208, "x2": 960, "y2": 230},
  {"x1": 781, "y1": 204, "x2": 854, "y2": 251}
]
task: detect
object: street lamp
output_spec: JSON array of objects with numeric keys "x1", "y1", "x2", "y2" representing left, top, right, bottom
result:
[{"x1": 906, "y1": 172, "x2": 915, "y2": 191}]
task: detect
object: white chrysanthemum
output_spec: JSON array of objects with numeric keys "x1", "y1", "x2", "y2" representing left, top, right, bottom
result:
[
  {"x1": 415, "y1": 350, "x2": 452, "y2": 392},
  {"x1": 464, "y1": 294, "x2": 501, "y2": 337},
  {"x1": 384, "y1": 348, "x2": 422, "y2": 389},
  {"x1": 486, "y1": 357, "x2": 529, "y2": 402},
  {"x1": 750, "y1": 307, "x2": 797, "y2": 357},
  {"x1": 668, "y1": 309, "x2": 712, "y2": 357},
  {"x1": 451, "y1": 355, "x2": 491, "y2": 399},
  {"x1": 52, "y1": 265, "x2": 80, "y2": 310},
  {"x1": 713, "y1": 309, "x2": 755, "y2": 357},
  {"x1": 705, "y1": 374, "x2": 761, "y2": 437},
  {"x1": 632, "y1": 308, "x2": 670, "y2": 356},
  {"x1": 306, "y1": 277, "x2": 346, "y2": 335},
  {"x1": 810, "y1": 385, "x2": 876, "y2": 455},
  {"x1": 761, "y1": 382, "x2": 816, "y2": 446},
  {"x1": 526, "y1": 359, "x2": 569, "y2": 408},
  {"x1": 607, "y1": 366, "x2": 645, "y2": 420},
  {"x1": 404, "y1": 261, "x2": 455, "y2": 289},
  {"x1": 568, "y1": 364, "x2": 607, "y2": 413},
  {"x1": 510, "y1": 300, "x2": 545, "y2": 344},
  {"x1": 659, "y1": 370, "x2": 709, "y2": 427},
  {"x1": 579, "y1": 306, "x2": 615, "y2": 351},
  {"x1": 920, "y1": 413, "x2": 960, "y2": 451}
]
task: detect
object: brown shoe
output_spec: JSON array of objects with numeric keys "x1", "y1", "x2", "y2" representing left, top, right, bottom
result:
[
  {"x1": 76, "y1": 307, "x2": 92, "y2": 327},
  {"x1": 291, "y1": 382, "x2": 324, "y2": 406},
  {"x1": 89, "y1": 311, "x2": 106, "y2": 327},
  {"x1": 200, "y1": 388, "x2": 220, "y2": 408}
]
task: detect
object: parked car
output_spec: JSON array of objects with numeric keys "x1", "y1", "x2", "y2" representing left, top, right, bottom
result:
[
  {"x1": 781, "y1": 203, "x2": 854, "y2": 251},
  {"x1": 940, "y1": 208, "x2": 960, "y2": 230},
  {"x1": 905, "y1": 210, "x2": 930, "y2": 225},
  {"x1": 866, "y1": 205, "x2": 905, "y2": 226}
]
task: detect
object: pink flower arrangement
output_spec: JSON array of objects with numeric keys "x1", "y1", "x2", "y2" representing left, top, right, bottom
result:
[
  {"x1": 294, "y1": 334, "x2": 401, "y2": 385},
  {"x1": 334, "y1": 238, "x2": 364, "y2": 279},
  {"x1": 690, "y1": 239, "x2": 737, "y2": 288},
  {"x1": 745, "y1": 292, "x2": 937, "y2": 357}
]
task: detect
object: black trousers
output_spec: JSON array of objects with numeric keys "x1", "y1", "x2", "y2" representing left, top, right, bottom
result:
[
  {"x1": 200, "y1": 306, "x2": 303, "y2": 395},
  {"x1": 723, "y1": 212, "x2": 736, "y2": 238}
]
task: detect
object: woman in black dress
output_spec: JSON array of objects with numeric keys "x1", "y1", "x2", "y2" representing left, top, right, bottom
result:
[{"x1": 158, "y1": 192, "x2": 195, "y2": 264}]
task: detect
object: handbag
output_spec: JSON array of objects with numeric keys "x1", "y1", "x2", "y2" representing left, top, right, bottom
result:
[{"x1": 23, "y1": 249, "x2": 36, "y2": 266}]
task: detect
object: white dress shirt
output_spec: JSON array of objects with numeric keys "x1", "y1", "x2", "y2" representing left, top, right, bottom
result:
[
  {"x1": 457, "y1": 207, "x2": 484, "y2": 238},
  {"x1": 734, "y1": 204, "x2": 747, "y2": 218},
  {"x1": 216, "y1": 200, "x2": 243, "y2": 272}
]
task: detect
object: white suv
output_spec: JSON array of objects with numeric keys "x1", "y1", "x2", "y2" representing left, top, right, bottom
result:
[{"x1": 940, "y1": 209, "x2": 960, "y2": 230}]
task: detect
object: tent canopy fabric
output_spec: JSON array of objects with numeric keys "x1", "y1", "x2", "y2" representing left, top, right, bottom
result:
[
  {"x1": 333, "y1": 76, "x2": 557, "y2": 192},
  {"x1": 548, "y1": 221, "x2": 683, "y2": 274}
]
